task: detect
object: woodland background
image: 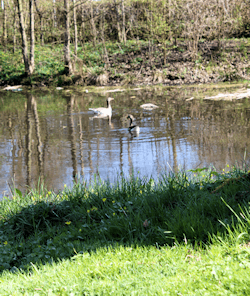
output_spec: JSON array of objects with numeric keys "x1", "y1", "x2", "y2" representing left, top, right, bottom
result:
[{"x1": 0, "y1": 0, "x2": 250, "y2": 85}]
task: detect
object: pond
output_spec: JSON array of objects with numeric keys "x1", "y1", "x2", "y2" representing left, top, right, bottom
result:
[{"x1": 0, "y1": 83, "x2": 250, "y2": 198}]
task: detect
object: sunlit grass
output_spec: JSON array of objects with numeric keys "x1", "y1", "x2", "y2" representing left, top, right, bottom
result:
[
  {"x1": 0, "y1": 166, "x2": 250, "y2": 293},
  {"x1": 1, "y1": 242, "x2": 250, "y2": 295}
]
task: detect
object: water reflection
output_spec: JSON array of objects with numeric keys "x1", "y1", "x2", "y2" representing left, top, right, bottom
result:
[{"x1": 0, "y1": 85, "x2": 250, "y2": 198}]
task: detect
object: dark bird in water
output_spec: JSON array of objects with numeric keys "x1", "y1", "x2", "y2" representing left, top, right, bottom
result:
[{"x1": 127, "y1": 114, "x2": 140, "y2": 134}]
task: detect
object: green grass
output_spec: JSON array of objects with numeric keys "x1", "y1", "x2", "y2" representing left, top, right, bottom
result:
[
  {"x1": 0, "y1": 40, "x2": 145, "y2": 76},
  {"x1": 0, "y1": 167, "x2": 250, "y2": 294},
  {"x1": 0, "y1": 45, "x2": 65, "y2": 86},
  {"x1": 0, "y1": 41, "x2": 148, "y2": 86},
  {"x1": 2, "y1": 242, "x2": 250, "y2": 295}
]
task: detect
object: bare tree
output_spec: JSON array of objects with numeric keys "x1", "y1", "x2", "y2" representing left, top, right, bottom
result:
[
  {"x1": 90, "y1": 1, "x2": 97, "y2": 47},
  {"x1": 80, "y1": 3, "x2": 85, "y2": 47},
  {"x1": 64, "y1": 0, "x2": 73, "y2": 75},
  {"x1": 100, "y1": 7, "x2": 110, "y2": 68},
  {"x1": 1, "y1": 0, "x2": 7, "y2": 49},
  {"x1": 114, "y1": 0, "x2": 121, "y2": 42},
  {"x1": 30, "y1": 0, "x2": 35, "y2": 73},
  {"x1": 121, "y1": 0, "x2": 126, "y2": 43},
  {"x1": 16, "y1": 0, "x2": 35, "y2": 76},
  {"x1": 53, "y1": 0, "x2": 57, "y2": 28},
  {"x1": 13, "y1": 4, "x2": 17, "y2": 53},
  {"x1": 34, "y1": 0, "x2": 44, "y2": 45},
  {"x1": 181, "y1": 0, "x2": 244, "y2": 57},
  {"x1": 73, "y1": 0, "x2": 78, "y2": 57}
]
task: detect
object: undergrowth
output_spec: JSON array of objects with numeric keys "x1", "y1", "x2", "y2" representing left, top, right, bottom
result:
[
  {"x1": 0, "y1": 167, "x2": 250, "y2": 294},
  {"x1": 1, "y1": 38, "x2": 250, "y2": 87},
  {"x1": 0, "y1": 166, "x2": 250, "y2": 273}
]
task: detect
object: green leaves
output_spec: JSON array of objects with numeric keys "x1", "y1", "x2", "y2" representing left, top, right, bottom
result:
[{"x1": 14, "y1": 189, "x2": 23, "y2": 198}]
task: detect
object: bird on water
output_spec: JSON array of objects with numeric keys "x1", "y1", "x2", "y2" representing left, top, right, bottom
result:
[
  {"x1": 140, "y1": 103, "x2": 159, "y2": 111},
  {"x1": 127, "y1": 114, "x2": 140, "y2": 134},
  {"x1": 89, "y1": 97, "x2": 114, "y2": 117}
]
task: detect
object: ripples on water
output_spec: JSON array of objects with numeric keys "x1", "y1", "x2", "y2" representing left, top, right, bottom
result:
[{"x1": 0, "y1": 84, "x2": 250, "y2": 198}]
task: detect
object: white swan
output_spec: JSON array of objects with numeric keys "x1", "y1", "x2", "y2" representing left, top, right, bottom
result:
[
  {"x1": 140, "y1": 103, "x2": 159, "y2": 110},
  {"x1": 127, "y1": 114, "x2": 140, "y2": 134},
  {"x1": 89, "y1": 97, "x2": 114, "y2": 117}
]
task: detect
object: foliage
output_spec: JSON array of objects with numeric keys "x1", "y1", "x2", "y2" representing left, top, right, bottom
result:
[
  {"x1": 0, "y1": 45, "x2": 65, "y2": 86},
  {"x1": 0, "y1": 50, "x2": 24, "y2": 84},
  {"x1": 0, "y1": 0, "x2": 250, "y2": 83}
]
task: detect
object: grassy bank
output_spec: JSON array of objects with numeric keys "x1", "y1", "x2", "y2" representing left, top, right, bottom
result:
[
  {"x1": 0, "y1": 166, "x2": 250, "y2": 294},
  {"x1": 2, "y1": 242, "x2": 250, "y2": 295},
  {"x1": 1, "y1": 38, "x2": 250, "y2": 88}
]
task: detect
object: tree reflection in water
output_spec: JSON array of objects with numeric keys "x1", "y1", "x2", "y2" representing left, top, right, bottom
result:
[{"x1": 0, "y1": 85, "x2": 249, "y2": 198}]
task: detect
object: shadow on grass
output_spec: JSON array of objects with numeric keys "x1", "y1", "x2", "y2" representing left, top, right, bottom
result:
[{"x1": 0, "y1": 169, "x2": 250, "y2": 272}]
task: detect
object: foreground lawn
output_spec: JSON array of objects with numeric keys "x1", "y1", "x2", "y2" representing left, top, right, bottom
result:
[
  {"x1": 0, "y1": 167, "x2": 250, "y2": 294},
  {"x1": 1, "y1": 242, "x2": 250, "y2": 295}
]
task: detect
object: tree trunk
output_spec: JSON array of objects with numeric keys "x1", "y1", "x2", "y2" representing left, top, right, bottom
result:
[
  {"x1": 168, "y1": 0, "x2": 172, "y2": 44},
  {"x1": 2, "y1": 0, "x2": 7, "y2": 50},
  {"x1": 64, "y1": 0, "x2": 72, "y2": 75},
  {"x1": 114, "y1": 0, "x2": 122, "y2": 42},
  {"x1": 121, "y1": 0, "x2": 126, "y2": 44},
  {"x1": 163, "y1": 44, "x2": 167, "y2": 66},
  {"x1": 53, "y1": 0, "x2": 57, "y2": 28},
  {"x1": 80, "y1": 4, "x2": 85, "y2": 47},
  {"x1": 40, "y1": 17, "x2": 44, "y2": 45},
  {"x1": 52, "y1": 0, "x2": 57, "y2": 43},
  {"x1": 29, "y1": 0, "x2": 35, "y2": 74},
  {"x1": 101, "y1": 10, "x2": 109, "y2": 68},
  {"x1": 13, "y1": 5, "x2": 16, "y2": 53},
  {"x1": 16, "y1": 0, "x2": 30, "y2": 75},
  {"x1": 34, "y1": 0, "x2": 44, "y2": 45},
  {"x1": 90, "y1": 2, "x2": 97, "y2": 47},
  {"x1": 73, "y1": 0, "x2": 77, "y2": 57}
]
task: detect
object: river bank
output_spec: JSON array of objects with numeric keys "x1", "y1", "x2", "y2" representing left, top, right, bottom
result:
[
  {"x1": 1, "y1": 39, "x2": 250, "y2": 88},
  {"x1": 0, "y1": 167, "x2": 250, "y2": 293}
]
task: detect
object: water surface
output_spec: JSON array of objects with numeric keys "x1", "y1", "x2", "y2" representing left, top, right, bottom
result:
[{"x1": 0, "y1": 84, "x2": 249, "y2": 198}]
